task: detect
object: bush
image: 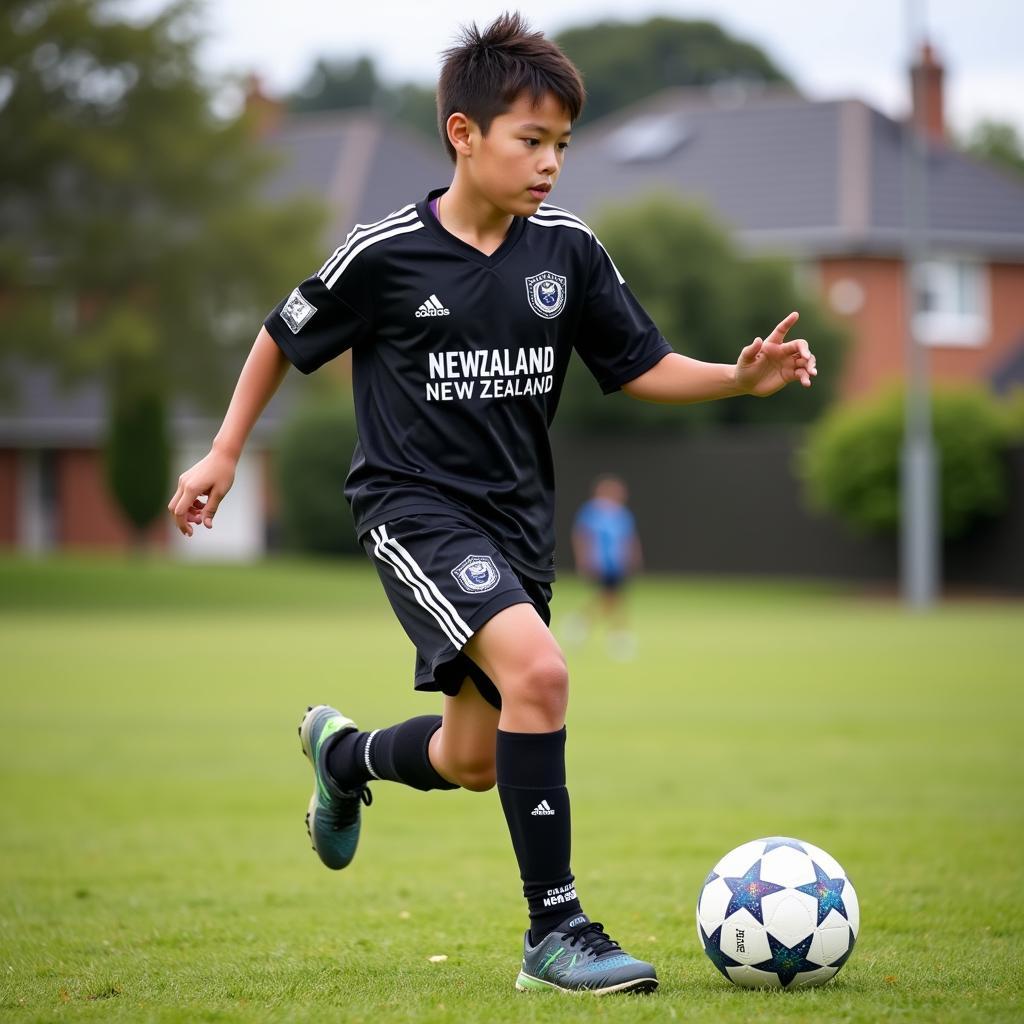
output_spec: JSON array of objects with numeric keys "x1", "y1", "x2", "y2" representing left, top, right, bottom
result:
[
  {"x1": 104, "y1": 379, "x2": 169, "y2": 541},
  {"x1": 801, "y1": 387, "x2": 1012, "y2": 540},
  {"x1": 274, "y1": 394, "x2": 361, "y2": 555},
  {"x1": 555, "y1": 195, "x2": 848, "y2": 435},
  {"x1": 1002, "y1": 387, "x2": 1024, "y2": 441}
]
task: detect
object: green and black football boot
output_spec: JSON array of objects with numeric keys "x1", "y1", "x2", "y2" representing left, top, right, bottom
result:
[
  {"x1": 516, "y1": 913, "x2": 658, "y2": 995},
  {"x1": 298, "y1": 704, "x2": 371, "y2": 870}
]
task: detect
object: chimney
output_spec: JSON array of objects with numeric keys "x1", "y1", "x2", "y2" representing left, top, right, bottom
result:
[
  {"x1": 243, "y1": 74, "x2": 284, "y2": 138},
  {"x1": 910, "y1": 41, "x2": 945, "y2": 144}
]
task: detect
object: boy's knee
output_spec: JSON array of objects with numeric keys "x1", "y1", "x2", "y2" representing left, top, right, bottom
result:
[
  {"x1": 450, "y1": 761, "x2": 496, "y2": 792},
  {"x1": 506, "y1": 654, "x2": 569, "y2": 719}
]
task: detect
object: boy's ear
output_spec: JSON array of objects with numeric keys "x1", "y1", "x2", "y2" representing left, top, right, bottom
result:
[{"x1": 446, "y1": 112, "x2": 474, "y2": 157}]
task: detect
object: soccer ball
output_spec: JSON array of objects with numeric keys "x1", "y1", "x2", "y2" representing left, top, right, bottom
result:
[{"x1": 696, "y1": 837, "x2": 859, "y2": 989}]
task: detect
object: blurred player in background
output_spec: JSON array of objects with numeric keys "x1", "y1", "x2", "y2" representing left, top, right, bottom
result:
[{"x1": 570, "y1": 475, "x2": 642, "y2": 659}]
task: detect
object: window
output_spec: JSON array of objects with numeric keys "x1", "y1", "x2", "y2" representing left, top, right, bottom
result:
[
  {"x1": 606, "y1": 112, "x2": 692, "y2": 163},
  {"x1": 912, "y1": 258, "x2": 989, "y2": 347}
]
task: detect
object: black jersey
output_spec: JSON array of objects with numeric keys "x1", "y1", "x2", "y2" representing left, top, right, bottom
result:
[{"x1": 264, "y1": 187, "x2": 671, "y2": 581}]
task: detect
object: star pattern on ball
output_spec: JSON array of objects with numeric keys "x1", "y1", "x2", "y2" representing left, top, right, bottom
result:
[
  {"x1": 699, "y1": 923, "x2": 740, "y2": 980},
  {"x1": 723, "y1": 859, "x2": 785, "y2": 924},
  {"x1": 753, "y1": 932, "x2": 818, "y2": 987},
  {"x1": 796, "y1": 861, "x2": 849, "y2": 926},
  {"x1": 761, "y1": 836, "x2": 807, "y2": 854}
]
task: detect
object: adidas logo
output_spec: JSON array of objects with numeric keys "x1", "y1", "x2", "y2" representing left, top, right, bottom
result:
[
  {"x1": 415, "y1": 294, "x2": 450, "y2": 317},
  {"x1": 531, "y1": 800, "x2": 555, "y2": 816}
]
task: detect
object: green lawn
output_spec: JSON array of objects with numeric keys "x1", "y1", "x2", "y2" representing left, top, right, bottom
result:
[{"x1": 1, "y1": 556, "x2": 1021, "y2": 1023}]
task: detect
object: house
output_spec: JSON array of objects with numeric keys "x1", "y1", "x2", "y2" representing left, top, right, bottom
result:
[{"x1": 553, "y1": 43, "x2": 1024, "y2": 398}]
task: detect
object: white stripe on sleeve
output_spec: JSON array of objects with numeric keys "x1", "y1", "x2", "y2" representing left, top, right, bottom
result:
[
  {"x1": 323, "y1": 221, "x2": 424, "y2": 290},
  {"x1": 318, "y1": 205, "x2": 417, "y2": 279}
]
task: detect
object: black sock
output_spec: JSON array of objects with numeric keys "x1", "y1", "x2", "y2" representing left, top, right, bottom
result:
[
  {"x1": 496, "y1": 727, "x2": 583, "y2": 943},
  {"x1": 326, "y1": 715, "x2": 458, "y2": 792}
]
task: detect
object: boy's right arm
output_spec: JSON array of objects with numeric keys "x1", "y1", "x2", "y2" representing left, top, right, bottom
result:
[{"x1": 168, "y1": 327, "x2": 290, "y2": 537}]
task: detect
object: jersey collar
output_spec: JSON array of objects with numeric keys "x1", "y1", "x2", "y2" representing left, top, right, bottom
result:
[{"x1": 417, "y1": 188, "x2": 526, "y2": 268}]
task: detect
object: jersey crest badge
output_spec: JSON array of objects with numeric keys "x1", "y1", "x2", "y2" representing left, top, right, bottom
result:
[
  {"x1": 280, "y1": 288, "x2": 317, "y2": 334},
  {"x1": 451, "y1": 554, "x2": 501, "y2": 594},
  {"x1": 525, "y1": 270, "x2": 567, "y2": 319}
]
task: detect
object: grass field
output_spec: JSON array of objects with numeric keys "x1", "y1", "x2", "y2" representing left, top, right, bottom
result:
[{"x1": 1, "y1": 556, "x2": 1022, "y2": 1023}]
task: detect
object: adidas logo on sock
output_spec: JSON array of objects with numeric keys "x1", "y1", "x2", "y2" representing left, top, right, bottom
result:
[
  {"x1": 531, "y1": 799, "x2": 555, "y2": 816},
  {"x1": 415, "y1": 294, "x2": 450, "y2": 317}
]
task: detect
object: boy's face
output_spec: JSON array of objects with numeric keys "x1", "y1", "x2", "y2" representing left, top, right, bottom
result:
[
  {"x1": 459, "y1": 91, "x2": 572, "y2": 216},
  {"x1": 595, "y1": 479, "x2": 627, "y2": 504}
]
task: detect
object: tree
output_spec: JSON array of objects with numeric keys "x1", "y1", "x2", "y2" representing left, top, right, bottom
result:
[
  {"x1": 274, "y1": 391, "x2": 361, "y2": 556},
  {"x1": 555, "y1": 196, "x2": 846, "y2": 434},
  {"x1": 964, "y1": 119, "x2": 1024, "y2": 179},
  {"x1": 104, "y1": 356, "x2": 170, "y2": 548},
  {"x1": 287, "y1": 52, "x2": 438, "y2": 145},
  {"x1": 555, "y1": 17, "x2": 792, "y2": 126},
  {"x1": 290, "y1": 55, "x2": 384, "y2": 113},
  {"x1": 0, "y1": 0, "x2": 323, "y2": 531},
  {"x1": 285, "y1": 15, "x2": 791, "y2": 143},
  {"x1": 388, "y1": 81, "x2": 440, "y2": 146}
]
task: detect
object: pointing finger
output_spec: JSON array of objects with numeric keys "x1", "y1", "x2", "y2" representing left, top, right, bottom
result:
[{"x1": 767, "y1": 311, "x2": 799, "y2": 344}]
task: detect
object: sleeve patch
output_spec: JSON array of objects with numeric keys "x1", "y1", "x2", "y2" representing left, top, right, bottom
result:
[{"x1": 280, "y1": 288, "x2": 318, "y2": 334}]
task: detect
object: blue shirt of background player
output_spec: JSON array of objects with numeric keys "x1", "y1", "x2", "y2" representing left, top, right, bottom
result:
[{"x1": 574, "y1": 499, "x2": 637, "y2": 587}]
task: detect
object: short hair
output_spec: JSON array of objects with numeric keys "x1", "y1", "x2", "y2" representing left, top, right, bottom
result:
[
  {"x1": 437, "y1": 11, "x2": 585, "y2": 163},
  {"x1": 592, "y1": 474, "x2": 627, "y2": 497}
]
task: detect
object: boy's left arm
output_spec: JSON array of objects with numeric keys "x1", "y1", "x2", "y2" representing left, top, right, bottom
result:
[
  {"x1": 571, "y1": 524, "x2": 593, "y2": 579},
  {"x1": 622, "y1": 311, "x2": 816, "y2": 404}
]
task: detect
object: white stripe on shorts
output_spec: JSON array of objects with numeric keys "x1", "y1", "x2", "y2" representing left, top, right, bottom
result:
[
  {"x1": 378, "y1": 525, "x2": 474, "y2": 638},
  {"x1": 370, "y1": 526, "x2": 470, "y2": 649}
]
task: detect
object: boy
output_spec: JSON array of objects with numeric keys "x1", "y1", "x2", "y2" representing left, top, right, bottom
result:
[
  {"x1": 168, "y1": 12, "x2": 816, "y2": 996},
  {"x1": 570, "y1": 475, "x2": 641, "y2": 659}
]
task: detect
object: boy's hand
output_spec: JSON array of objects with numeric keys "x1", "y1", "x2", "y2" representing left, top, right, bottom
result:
[
  {"x1": 735, "y1": 311, "x2": 817, "y2": 397},
  {"x1": 168, "y1": 449, "x2": 237, "y2": 537}
]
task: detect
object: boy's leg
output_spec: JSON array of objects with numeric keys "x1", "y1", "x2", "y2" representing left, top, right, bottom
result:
[
  {"x1": 465, "y1": 603, "x2": 577, "y2": 938},
  {"x1": 465, "y1": 603, "x2": 657, "y2": 993},
  {"x1": 601, "y1": 578, "x2": 637, "y2": 661},
  {"x1": 429, "y1": 680, "x2": 500, "y2": 791},
  {"x1": 326, "y1": 678, "x2": 499, "y2": 793},
  {"x1": 299, "y1": 696, "x2": 465, "y2": 872}
]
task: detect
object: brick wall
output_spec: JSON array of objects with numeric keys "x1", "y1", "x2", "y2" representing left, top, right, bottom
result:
[
  {"x1": 57, "y1": 449, "x2": 168, "y2": 549},
  {"x1": 818, "y1": 257, "x2": 1024, "y2": 399}
]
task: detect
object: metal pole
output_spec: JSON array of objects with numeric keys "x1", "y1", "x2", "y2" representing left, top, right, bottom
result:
[{"x1": 901, "y1": 0, "x2": 941, "y2": 608}]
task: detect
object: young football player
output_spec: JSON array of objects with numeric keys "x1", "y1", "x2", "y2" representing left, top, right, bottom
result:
[{"x1": 169, "y1": 12, "x2": 816, "y2": 995}]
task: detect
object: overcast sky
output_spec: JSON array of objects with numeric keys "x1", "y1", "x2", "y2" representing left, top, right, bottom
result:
[{"x1": 128, "y1": 0, "x2": 1024, "y2": 138}]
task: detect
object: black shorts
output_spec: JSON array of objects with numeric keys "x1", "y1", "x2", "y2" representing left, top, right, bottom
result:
[
  {"x1": 599, "y1": 568, "x2": 627, "y2": 591},
  {"x1": 362, "y1": 513, "x2": 553, "y2": 710}
]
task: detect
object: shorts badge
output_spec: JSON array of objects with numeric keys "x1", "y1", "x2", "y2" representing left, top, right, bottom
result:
[
  {"x1": 280, "y1": 288, "x2": 317, "y2": 334},
  {"x1": 452, "y1": 554, "x2": 501, "y2": 594},
  {"x1": 525, "y1": 270, "x2": 567, "y2": 319}
]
